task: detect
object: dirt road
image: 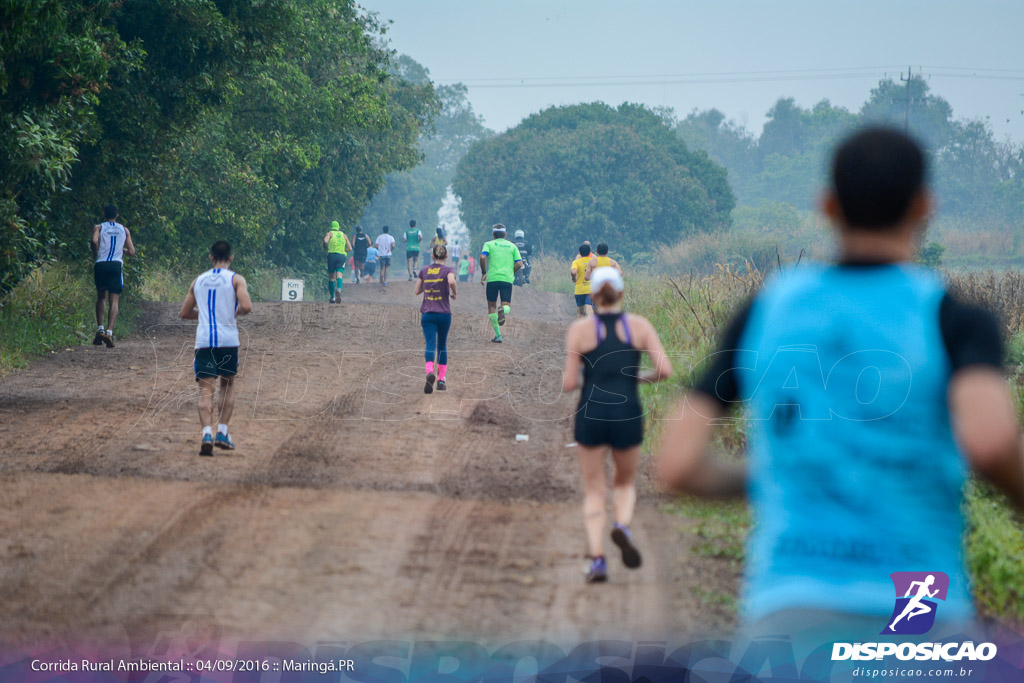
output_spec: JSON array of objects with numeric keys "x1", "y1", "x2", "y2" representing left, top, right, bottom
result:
[{"x1": 0, "y1": 277, "x2": 737, "y2": 649}]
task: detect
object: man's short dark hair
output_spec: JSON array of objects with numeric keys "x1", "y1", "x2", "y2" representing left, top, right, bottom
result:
[
  {"x1": 409, "y1": 219, "x2": 416, "y2": 228},
  {"x1": 383, "y1": 225, "x2": 389, "y2": 233},
  {"x1": 210, "y1": 240, "x2": 232, "y2": 261},
  {"x1": 579, "y1": 243, "x2": 591, "y2": 257},
  {"x1": 596, "y1": 243, "x2": 609, "y2": 256},
  {"x1": 832, "y1": 127, "x2": 926, "y2": 230},
  {"x1": 104, "y1": 204, "x2": 117, "y2": 220}
]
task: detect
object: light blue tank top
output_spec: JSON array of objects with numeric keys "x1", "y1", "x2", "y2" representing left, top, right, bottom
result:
[{"x1": 737, "y1": 263, "x2": 971, "y2": 622}]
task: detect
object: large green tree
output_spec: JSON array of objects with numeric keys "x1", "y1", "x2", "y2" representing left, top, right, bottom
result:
[
  {"x1": 0, "y1": 0, "x2": 134, "y2": 290},
  {"x1": 453, "y1": 102, "x2": 733, "y2": 258},
  {"x1": 0, "y1": 0, "x2": 438, "y2": 281}
]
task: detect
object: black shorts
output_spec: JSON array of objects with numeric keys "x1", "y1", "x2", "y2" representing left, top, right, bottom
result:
[
  {"x1": 406, "y1": 250, "x2": 419, "y2": 260},
  {"x1": 459, "y1": 274, "x2": 468, "y2": 282},
  {"x1": 574, "y1": 407, "x2": 644, "y2": 450},
  {"x1": 94, "y1": 261, "x2": 123, "y2": 294},
  {"x1": 327, "y1": 253, "x2": 347, "y2": 273},
  {"x1": 194, "y1": 347, "x2": 239, "y2": 380},
  {"x1": 486, "y1": 281, "x2": 513, "y2": 304},
  {"x1": 380, "y1": 256, "x2": 391, "y2": 268}
]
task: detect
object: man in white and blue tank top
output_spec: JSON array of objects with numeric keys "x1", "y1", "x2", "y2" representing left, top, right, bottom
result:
[
  {"x1": 179, "y1": 241, "x2": 253, "y2": 456},
  {"x1": 657, "y1": 128, "x2": 1024, "y2": 646},
  {"x1": 90, "y1": 204, "x2": 135, "y2": 347}
]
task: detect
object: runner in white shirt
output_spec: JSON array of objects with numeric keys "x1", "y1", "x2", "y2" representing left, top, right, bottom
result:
[
  {"x1": 90, "y1": 204, "x2": 136, "y2": 347},
  {"x1": 375, "y1": 225, "x2": 397, "y2": 287},
  {"x1": 179, "y1": 240, "x2": 253, "y2": 456}
]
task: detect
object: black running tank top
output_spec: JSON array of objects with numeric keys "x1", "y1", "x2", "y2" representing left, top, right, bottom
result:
[{"x1": 578, "y1": 313, "x2": 642, "y2": 417}]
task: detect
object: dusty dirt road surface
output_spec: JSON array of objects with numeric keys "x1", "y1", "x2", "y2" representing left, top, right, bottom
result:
[{"x1": 0, "y1": 277, "x2": 738, "y2": 650}]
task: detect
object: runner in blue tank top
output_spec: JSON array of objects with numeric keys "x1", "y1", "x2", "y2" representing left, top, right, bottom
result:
[
  {"x1": 657, "y1": 128, "x2": 1024, "y2": 643},
  {"x1": 180, "y1": 241, "x2": 253, "y2": 456}
]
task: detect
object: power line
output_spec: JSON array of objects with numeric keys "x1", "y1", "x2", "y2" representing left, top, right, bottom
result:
[{"x1": 436, "y1": 65, "x2": 907, "y2": 84}]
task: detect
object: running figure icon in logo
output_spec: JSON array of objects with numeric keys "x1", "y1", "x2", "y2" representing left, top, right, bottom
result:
[{"x1": 884, "y1": 571, "x2": 949, "y2": 635}]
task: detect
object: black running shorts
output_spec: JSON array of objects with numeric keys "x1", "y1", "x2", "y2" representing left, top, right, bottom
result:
[
  {"x1": 94, "y1": 261, "x2": 123, "y2": 294},
  {"x1": 194, "y1": 347, "x2": 239, "y2": 380},
  {"x1": 486, "y1": 281, "x2": 513, "y2": 304},
  {"x1": 327, "y1": 253, "x2": 347, "y2": 273}
]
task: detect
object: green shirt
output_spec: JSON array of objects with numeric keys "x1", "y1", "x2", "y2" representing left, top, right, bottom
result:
[
  {"x1": 405, "y1": 229, "x2": 421, "y2": 250},
  {"x1": 327, "y1": 230, "x2": 348, "y2": 255},
  {"x1": 458, "y1": 259, "x2": 470, "y2": 276},
  {"x1": 481, "y1": 238, "x2": 522, "y2": 284}
]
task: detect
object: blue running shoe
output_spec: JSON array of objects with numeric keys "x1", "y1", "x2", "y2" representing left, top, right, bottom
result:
[
  {"x1": 585, "y1": 555, "x2": 608, "y2": 583},
  {"x1": 611, "y1": 523, "x2": 642, "y2": 568},
  {"x1": 199, "y1": 433, "x2": 214, "y2": 456},
  {"x1": 214, "y1": 432, "x2": 235, "y2": 450}
]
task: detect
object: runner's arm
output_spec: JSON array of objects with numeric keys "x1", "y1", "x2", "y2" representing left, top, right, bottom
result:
[
  {"x1": 611, "y1": 258, "x2": 623, "y2": 275},
  {"x1": 234, "y1": 274, "x2": 253, "y2": 315},
  {"x1": 562, "y1": 322, "x2": 584, "y2": 392},
  {"x1": 323, "y1": 233, "x2": 331, "y2": 250},
  {"x1": 631, "y1": 315, "x2": 672, "y2": 383},
  {"x1": 179, "y1": 280, "x2": 199, "y2": 319},
  {"x1": 90, "y1": 224, "x2": 100, "y2": 258},
  {"x1": 570, "y1": 265, "x2": 578, "y2": 283},
  {"x1": 346, "y1": 235, "x2": 353, "y2": 251},
  {"x1": 448, "y1": 271, "x2": 457, "y2": 299},
  {"x1": 656, "y1": 392, "x2": 747, "y2": 497},
  {"x1": 950, "y1": 368, "x2": 1024, "y2": 510},
  {"x1": 123, "y1": 227, "x2": 136, "y2": 257},
  {"x1": 585, "y1": 259, "x2": 594, "y2": 279},
  {"x1": 479, "y1": 253, "x2": 488, "y2": 283},
  {"x1": 414, "y1": 274, "x2": 424, "y2": 295}
]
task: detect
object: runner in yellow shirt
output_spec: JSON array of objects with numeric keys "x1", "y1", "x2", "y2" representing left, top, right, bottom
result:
[
  {"x1": 570, "y1": 243, "x2": 594, "y2": 318},
  {"x1": 584, "y1": 242, "x2": 624, "y2": 280}
]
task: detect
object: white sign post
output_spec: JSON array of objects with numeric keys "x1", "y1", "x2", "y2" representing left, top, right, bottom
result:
[{"x1": 281, "y1": 278, "x2": 304, "y2": 302}]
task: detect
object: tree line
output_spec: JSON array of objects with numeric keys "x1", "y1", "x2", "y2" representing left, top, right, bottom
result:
[
  {"x1": 675, "y1": 76, "x2": 1024, "y2": 221},
  {"x1": 1, "y1": 0, "x2": 439, "y2": 292}
]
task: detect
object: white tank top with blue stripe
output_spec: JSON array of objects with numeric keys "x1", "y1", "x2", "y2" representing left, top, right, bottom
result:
[
  {"x1": 96, "y1": 221, "x2": 127, "y2": 263},
  {"x1": 194, "y1": 268, "x2": 240, "y2": 349}
]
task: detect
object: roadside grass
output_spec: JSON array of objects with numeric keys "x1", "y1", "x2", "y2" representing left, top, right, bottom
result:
[
  {"x1": 531, "y1": 254, "x2": 575, "y2": 294},
  {"x1": 0, "y1": 263, "x2": 139, "y2": 378}
]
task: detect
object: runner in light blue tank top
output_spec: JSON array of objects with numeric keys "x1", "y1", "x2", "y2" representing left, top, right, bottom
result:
[{"x1": 657, "y1": 128, "x2": 1023, "y2": 651}]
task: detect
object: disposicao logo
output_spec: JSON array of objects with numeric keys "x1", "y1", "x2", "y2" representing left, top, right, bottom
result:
[
  {"x1": 831, "y1": 571, "x2": 998, "y2": 663},
  {"x1": 883, "y1": 571, "x2": 948, "y2": 635}
]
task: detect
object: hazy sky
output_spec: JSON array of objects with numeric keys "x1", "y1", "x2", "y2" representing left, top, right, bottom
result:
[{"x1": 359, "y1": 0, "x2": 1024, "y2": 141}]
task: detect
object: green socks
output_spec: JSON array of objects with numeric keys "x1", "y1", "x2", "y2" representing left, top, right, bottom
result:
[
  {"x1": 489, "y1": 312, "x2": 500, "y2": 336},
  {"x1": 503, "y1": 304, "x2": 510, "y2": 317},
  {"x1": 328, "y1": 280, "x2": 336, "y2": 298}
]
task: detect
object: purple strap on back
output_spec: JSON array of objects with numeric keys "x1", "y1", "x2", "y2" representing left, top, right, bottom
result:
[{"x1": 596, "y1": 313, "x2": 632, "y2": 345}]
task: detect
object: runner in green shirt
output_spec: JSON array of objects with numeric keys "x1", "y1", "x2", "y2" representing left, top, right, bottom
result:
[
  {"x1": 403, "y1": 219, "x2": 423, "y2": 281},
  {"x1": 479, "y1": 224, "x2": 522, "y2": 343},
  {"x1": 322, "y1": 220, "x2": 352, "y2": 303},
  {"x1": 458, "y1": 254, "x2": 471, "y2": 282}
]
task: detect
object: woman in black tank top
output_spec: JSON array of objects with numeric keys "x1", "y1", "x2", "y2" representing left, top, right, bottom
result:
[{"x1": 562, "y1": 267, "x2": 673, "y2": 583}]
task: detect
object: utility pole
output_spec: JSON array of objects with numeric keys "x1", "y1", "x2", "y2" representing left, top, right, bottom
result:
[{"x1": 900, "y1": 66, "x2": 913, "y2": 133}]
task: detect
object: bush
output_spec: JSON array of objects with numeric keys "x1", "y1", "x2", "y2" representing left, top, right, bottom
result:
[{"x1": 0, "y1": 263, "x2": 134, "y2": 376}]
